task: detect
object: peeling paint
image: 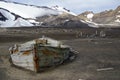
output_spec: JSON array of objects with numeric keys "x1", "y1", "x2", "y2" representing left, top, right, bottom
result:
[{"x1": 9, "y1": 37, "x2": 74, "y2": 72}]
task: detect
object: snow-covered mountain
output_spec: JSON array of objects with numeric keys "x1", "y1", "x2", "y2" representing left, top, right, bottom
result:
[
  {"x1": 36, "y1": 12, "x2": 89, "y2": 28},
  {"x1": 78, "y1": 6, "x2": 120, "y2": 28},
  {"x1": 0, "y1": 1, "x2": 76, "y2": 19},
  {"x1": 0, "y1": 1, "x2": 59, "y2": 19},
  {"x1": 51, "y1": 5, "x2": 77, "y2": 16},
  {"x1": 0, "y1": 8, "x2": 33, "y2": 27},
  {"x1": 0, "y1": 0, "x2": 77, "y2": 27},
  {"x1": 78, "y1": 11, "x2": 94, "y2": 21},
  {"x1": 93, "y1": 6, "x2": 120, "y2": 24},
  {"x1": 0, "y1": 0, "x2": 119, "y2": 28}
]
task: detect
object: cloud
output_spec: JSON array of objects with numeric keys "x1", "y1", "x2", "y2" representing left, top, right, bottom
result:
[
  {"x1": 54, "y1": 0, "x2": 120, "y2": 13},
  {"x1": 10, "y1": 0, "x2": 120, "y2": 14}
]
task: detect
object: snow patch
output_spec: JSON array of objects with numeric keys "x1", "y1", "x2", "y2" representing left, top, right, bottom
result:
[
  {"x1": 116, "y1": 15, "x2": 120, "y2": 18},
  {"x1": 64, "y1": 19, "x2": 70, "y2": 22},
  {"x1": 51, "y1": 5, "x2": 77, "y2": 16},
  {"x1": 0, "y1": 18, "x2": 33, "y2": 27},
  {"x1": 80, "y1": 20, "x2": 86, "y2": 23},
  {"x1": 0, "y1": 9, "x2": 15, "y2": 20},
  {"x1": 0, "y1": 20, "x2": 14, "y2": 27},
  {"x1": 0, "y1": 9, "x2": 33, "y2": 27},
  {"x1": 80, "y1": 20, "x2": 99, "y2": 28},
  {"x1": 28, "y1": 19, "x2": 40, "y2": 25},
  {"x1": 87, "y1": 13, "x2": 94, "y2": 21},
  {"x1": 13, "y1": 18, "x2": 33, "y2": 27},
  {"x1": 85, "y1": 20, "x2": 99, "y2": 28},
  {"x1": 115, "y1": 19, "x2": 120, "y2": 23}
]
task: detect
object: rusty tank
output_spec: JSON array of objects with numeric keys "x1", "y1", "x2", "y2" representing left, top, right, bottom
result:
[{"x1": 9, "y1": 37, "x2": 75, "y2": 72}]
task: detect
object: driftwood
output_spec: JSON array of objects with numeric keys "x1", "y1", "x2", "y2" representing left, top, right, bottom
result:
[{"x1": 97, "y1": 67, "x2": 114, "y2": 71}]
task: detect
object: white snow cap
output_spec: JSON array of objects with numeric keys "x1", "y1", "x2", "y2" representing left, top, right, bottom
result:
[
  {"x1": 51, "y1": 5, "x2": 77, "y2": 16},
  {"x1": 115, "y1": 19, "x2": 120, "y2": 23},
  {"x1": 0, "y1": 1, "x2": 76, "y2": 19},
  {"x1": 0, "y1": 1, "x2": 60, "y2": 19},
  {"x1": 87, "y1": 13, "x2": 94, "y2": 19},
  {"x1": 116, "y1": 15, "x2": 120, "y2": 18}
]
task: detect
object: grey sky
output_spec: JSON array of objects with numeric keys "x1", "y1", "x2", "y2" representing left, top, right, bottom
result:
[{"x1": 8, "y1": 0, "x2": 120, "y2": 14}]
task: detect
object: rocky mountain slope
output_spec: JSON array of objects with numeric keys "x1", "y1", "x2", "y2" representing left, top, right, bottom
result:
[
  {"x1": 37, "y1": 6, "x2": 120, "y2": 28},
  {"x1": 93, "y1": 6, "x2": 120, "y2": 24},
  {"x1": 36, "y1": 12, "x2": 89, "y2": 27},
  {"x1": 0, "y1": 0, "x2": 80, "y2": 27},
  {"x1": 78, "y1": 6, "x2": 120, "y2": 27}
]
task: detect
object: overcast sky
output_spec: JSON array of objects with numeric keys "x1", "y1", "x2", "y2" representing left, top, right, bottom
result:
[{"x1": 9, "y1": 0, "x2": 120, "y2": 14}]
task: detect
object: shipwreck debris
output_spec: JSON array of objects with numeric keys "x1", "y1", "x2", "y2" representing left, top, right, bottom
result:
[{"x1": 9, "y1": 37, "x2": 76, "y2": 72}]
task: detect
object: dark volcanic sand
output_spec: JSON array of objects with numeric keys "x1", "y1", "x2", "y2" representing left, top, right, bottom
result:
[{"x1": 0, "y1": 27, "x2": 120, "y2": 80}]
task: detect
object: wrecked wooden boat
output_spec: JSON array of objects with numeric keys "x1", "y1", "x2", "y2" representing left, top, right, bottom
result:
[{"x1": 9, "y1": 37, "x2": 75, "y2": 72}]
